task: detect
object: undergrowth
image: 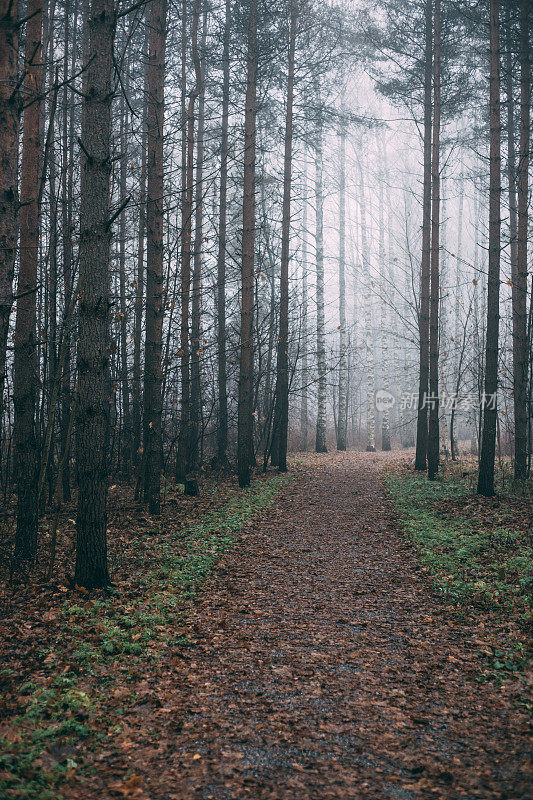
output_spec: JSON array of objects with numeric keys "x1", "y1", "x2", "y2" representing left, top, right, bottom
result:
[
  {"x1": 386, "y1": 467, "x2": 532, "y2": 686},
  {"x1": 0, "y1": 471, "x2": 292, "y2": 799}
]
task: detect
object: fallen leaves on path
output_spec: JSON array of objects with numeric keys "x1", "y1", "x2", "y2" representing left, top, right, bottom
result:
[{"x1": 2, "y1": 452, "x2": 531, "y2": 799}]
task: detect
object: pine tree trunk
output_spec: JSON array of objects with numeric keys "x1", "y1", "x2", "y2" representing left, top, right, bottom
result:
[
  {"x1": 237, "y1": 0, "x2": 258, "y2": 487},
  {"x1": 190, "y1": 3, "x2": 207, "y2": 473},
  {"x1": 0, "y1": 0, "x2": 19, "y2": 418},
  {"x1": 513, "y1": 0, "x2": 529, "y2": 480},
  {"x1": 300, "y1": 156, "x2": 309, "y2": 451},
  {"x1": 143, "y1": 0, "x2": 167, "y2": 515},
  {"x1": 414, "y1": 0, "x2": 433, "y2": 470},
  {"x1": 451, "y1": 172, "x2": 464, "y2": 459},
  {"x1": 74, "y1": 0, "x2": 116, "y2": 587},
  {"x1": 118, "y1": 86, "x2": 132, "y2": 476},
  {"x1": 427, "y1": 0, "x2": 441, "y2": 482},
  {"x1": 47, "y1": 82, "x2": 58, "y2": 506},
  {"x1": 59, "y1": 0, "x2": 78, "y2": 503},
  {"x1": 315, "y1": 105, "x2": 327, "y2": 454},
  {"x1": 176, "y1": 0, "x2": 201, "y2": 484},
  {"x1": 12, "y1": 0, "x2": 42, "y2": 567},
  {"x1": 272, "y1": 0, "x2": 296, "y2": 472},
  {"x1": 379, "y1": 170, "x2": 391, "y2": 451},
  {"x1": 358, "y1": 166, "x2": 375, "y2": 453},
  {"x1": 337, "y1": 114, "x2": 348, "y2": 452},
  {"x1": 216, "y1": 0, "x2": 230, "y2": 467},
  {"x1": 132, "y1": 16, "x2": 148, "y2": 483},
  {"x1": 478, "y1": 0, "x2": 502, "y2": 497}
]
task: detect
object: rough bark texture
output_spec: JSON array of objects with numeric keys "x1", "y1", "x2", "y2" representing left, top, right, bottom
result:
[
  {"x1": 427, "y1": 0, "x2": 441, "y2": 482},
  {"x1": 478, "y1": 0, "x2": 501, "y2": 497},
  {"x1": 414, "y1": 0, "x2": 433, "y2": 470},
  {"x1": 337, "y1": 114, "x2": 348, "y2": 452},
  {"x1": 132, "y1": 17, "x2": 148, "y2": 481},
  {"x1": 74, "y1": 0, "x2": 116, "y2": 588},
  {"x1": 190, "y1": 4, "x2": 207, "y2": 472},
  {"x1": 0, "y1": 0, "x2": 19, "y2": 416},
  {"x1": 215, "y1": 0, "x2": 231, "y2": 467},
  {"x1": 300, "y1": 158, "x2": 309, "y2": 452},
  {"x1": 358, "y1": 167, "x2": 375, "y2": 453},
  {"x1": 378, "y1": 174, "x2": 390, "y2": 452},
  {"x1": 513, "y1": 0, "x2": 530, "y2": 480},
  {"x1": 118, "y1": 87, "x2": 132, "y2": 474},
  {"x1": 59, "y1": 0, "x2": 78, "y2": 503},
  {"x1": 143, "y1": 0, "x2": 167, "y2": 515},
  {"x1": 12, "y1": 0, "x2": 42, "y2": 566},
  {"x1": 272, "y1": 0, "x2": 296, "y2": 473},
  {"x1": 451, "y1": 172, "x2": 464, "y2": 460},
  {"x1": 314, "y1": 107, "x2": 327, "y2": 454},
  {"x1": 176, "y1": 0, "x2": 201, "y2": 484},
  {"x1": 237, "y1": 0, "x2": 258, "y2": 488}
]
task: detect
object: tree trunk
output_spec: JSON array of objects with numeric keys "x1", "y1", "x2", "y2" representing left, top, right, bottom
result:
[
  {"x1": 59, "y1": 0, "x2": 78, "y2": 503},
  {"x1": 216, "y1": 0, "x2": 230, "y2": 467},
  {"x1": 451, "y1": 171, "x2": 464, "y2": 460},
  {"x1": 414, "y1": 0, "x2": 433, "y2": 470},
  {"x1": 12, "y1": 0, "x2": 42, "y2": 567},
  {"x1": 272, "y1": 0, "x2": 296, "y2": 472},
  {"x1": 118, "y1": 84, "x2": 132, "y2": 476},
  {"x1": 132, "y1": 16, "x2": 148, "y2": 484},
  {"x1": 379, "y1": 167, "x2": 391, "y2": 451},
  {"x1": 358, "y1": 165, "x2": 375, "y2": 453},
  {"x1": 427, "y1": 0, "x2": 441, "y2": 482},
  {"x1": 74, "y1": 0, "x2": 116, "y2": 588},
  {"x1": 315, "y1": 103, "x2": 327, "y2": 453},
  {"x1": 337, "y1": 112, "x2": 348, "y2": 452},
  {"x1": 176, "y1": 0, "x2": 201, "y2": 484},
  {"x1": 143, "y1": 0, "x2": 167, "y2": 515},
  {"x1": 237, "y1": 0, "x2": 258, "y2": 487},
  {"x1": 478, "y1": 0, "x2": 501, "y2": 497},
  {"x1": 513, "y1": 0, "x2": 529, "y2": 480},
  {"x1": 300, "y1": 155, "x2": 309, "y2": 451},
  {"x1": 190, "y1": 2, "x2": 207, "y2": 473},
  {"x1": 0, "y1": 0, "x2": 19, "y2": 418}
]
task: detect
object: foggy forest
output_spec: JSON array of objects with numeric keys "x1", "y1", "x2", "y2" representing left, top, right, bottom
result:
[{"x1": 0, "y1": 0, "x2": 531, "y2": 797}]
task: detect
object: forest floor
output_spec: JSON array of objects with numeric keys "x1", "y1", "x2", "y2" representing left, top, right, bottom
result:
[{"x1": 0, "y1": 451, "x2": 531, "y2": 799}]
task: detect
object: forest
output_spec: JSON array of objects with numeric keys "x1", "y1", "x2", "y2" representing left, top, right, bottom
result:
[{"x1": 0, "y1": 0, "x2": 531, "y2": 797}]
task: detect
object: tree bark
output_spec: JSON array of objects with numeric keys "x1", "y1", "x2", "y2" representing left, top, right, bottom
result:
[
  {"x1": 337, "y1": 111, "x2": 348, "y2": 452},
  {"x1": 379, "y1": 164, "x2": 391, "y2": 451},
  {"x1": 237, "y1": 0, "x2": 258, "y2": 487},
  {"x1": 176, "y1": 0, "x2": 201, "y2": 484},
  {"x1": 272, "y1": 0, "x2": 297, "y2": 472},
  {"x1": 451, "y1": 171, "x2": 464, "y2": 460},
  {"x1": 414, "y1": 0, "x2": 433, "y2": 470},
  {"x1": 427, "y1": 0, "x2": 441, "y2": 482},
  {"x1": 513, "y1": 0, "x2": 529, "y2": 480},
  {"x1": 143, "y1": 0, "x2": 167, "y2": 515},
  {"x1": 0, "y1": 0, "x2": 19, "y2": 419},
  {"x1": 215, "y1": 0, "x2": 231, "y2": 467},
  {"x1": 118, "y1": 83, "x2": 132, "y2": 476},
  {"x1": 190, "y1": 2, "x2": 207, "y2": 473},
  {"x1": 315, "y1": 103, "x2": 327, "y2": 454},
  {"x1": 358, "y1": 165, "x2": 375, "y2": 453},
  {"x1": 59, "y1": 0, "x2": 77, "y2": 503},
  {"x1": 478, "y1": 0, "x2": 502, "y2": 497},
  {"x1": 300, "y1": 154, "x2": 309, "y2": 451},
  {"x1": 74, "y1": 0, "x2": 116, "y2": 587},
  {"x1": 132, "y1": 16, "x2": 148, "y2": 483},
  {"x1": 12, "y1": 0, "x2": 42, "y2": 567}
]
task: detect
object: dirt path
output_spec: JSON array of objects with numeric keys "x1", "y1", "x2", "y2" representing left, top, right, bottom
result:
[{"x1": 85, "y1": 452, "x2": 530, "y2": 799}]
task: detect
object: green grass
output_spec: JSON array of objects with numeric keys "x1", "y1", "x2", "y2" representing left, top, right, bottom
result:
[
  {"x1": 0, "y1": 471, "x2": 292, "y2": 799},
  {"x1": 386, "y1": 471, "x2": 533, "y2": 613},
  {"x1": 386, "y1": 469, "x2": 532, "y2": 687}
]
